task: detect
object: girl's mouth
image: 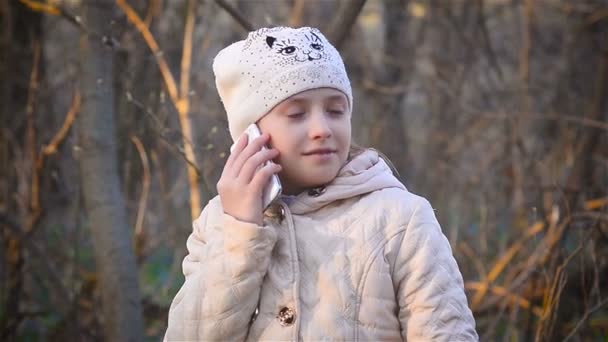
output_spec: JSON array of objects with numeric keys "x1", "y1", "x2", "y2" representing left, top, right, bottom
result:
[{"x1": 303, "y1": 148, "x2": 336, "y2": 155}]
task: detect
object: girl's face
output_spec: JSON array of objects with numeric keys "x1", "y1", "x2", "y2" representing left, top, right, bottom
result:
[{"x1": 258, "y1": 88, "x2": 351, "y2": 195}]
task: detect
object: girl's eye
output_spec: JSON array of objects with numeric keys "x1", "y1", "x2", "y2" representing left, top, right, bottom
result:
[
  {"x1": 280, "y1": 46, "x2": 297, "y2": 55},
  {"x1": 288, "y1": 112, "x2": 305, "y2": 118},
  {"x1": 328, "y1": 110, "x2": 344, "y2": 115},
  {"x1": 311, "y1": 43, "x2": 323, "y2": 50}
]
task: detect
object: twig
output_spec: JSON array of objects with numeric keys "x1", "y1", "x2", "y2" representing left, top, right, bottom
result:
[
  {"x1": 565, "y1": 52, "x2": 608, "y2": 208},
  {"x1": 471, "y1": 221, "x2": 545, "y2": 309},
  {"x1": 178, "y1": 0, "x2": 203, "y2": 218},
  {"x1": 288, "y1": 0, "x2": 306, "y2": 27},
  {"x1": 466, "y1": 281, "x2": 543, "y2": 317},
  {"x1": 503, "y1": 217, "x2": 572, "y2": 306},
  {"x1": 361, "y1": 77, "x2": 407, "y2": 95},
  {"x1": 19, "y1": 0, "x2": 60, "y2": 15},
  {"x1": 31, "y1": 88, "x2": 80, "y2": 235},
  {"x1": 41, "y1": 89, "x2": 80, "y2": 157},
  {"x1": 584, "y1": 197, "x2": 608, "y2": 210},
  {"x1": 130, "y1": 136, "x2": 150, "y2": 239},
  {"x1": 520, "y1": 0, "x2": 534, "y2": 84},
  {"x1": 179, "y1": 0, "x2": 195, "y2": 102},
  {"x1": 118, "y1": 0, "x2": 204, "y2": 218},
  {"x1": 124, "y1": 91, "x2": 201, "y2": 173},
  {"x1": 213, "y1": 0, "x2": 254, "y2": 32},
  {"x1": 563, "y1": 296, "x2": 608, "y2": 341},
  {"x1": 572, "y1": 212, "x2": 608, "y2": 223},
  {"x1": 535, "y1": 240, "x2": 584, "y2": 340},
  {"x1": 25, "y1": 40, "x2": 41, "y2": 229},
  {"x1": 116, "y1": 0, "x2": 179, "y2": 105},
  {"x1": 18, "y1": 0, "x2": 119, "y2": 49},
  {"x1": 143, "y1": 0, "x2": 162, "y2": 28},
  {"x1": 159, "y1": 139, "x2": 201, "y2": 174},
  {"x1": 19, "y1": 0, "x2": 81, "y2": 27},
  {"x1": 586, "y1": 8, "x2": 608, "y2": 26},
  {"x1": 458, "y1": 241, "x2": 486, "y2": 279}
]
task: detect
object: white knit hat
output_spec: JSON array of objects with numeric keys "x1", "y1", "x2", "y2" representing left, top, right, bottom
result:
[{"x1": 213, "y1": 26, "x2": 353, "y2": 141}]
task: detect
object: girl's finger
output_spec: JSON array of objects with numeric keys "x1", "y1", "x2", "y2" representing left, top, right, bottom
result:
[
  {"x1": 250, "y1": 162, "x2": 282, "y2": 193},
  {"x1": 238, "y1": 148, "x2": 279, "y2": 183},
  {"x1": 231, "y1": 134, "x2": 270, "y2": 177},
  {"x1": 224, "y1": 133, "x2": 249, "y2": 171}
]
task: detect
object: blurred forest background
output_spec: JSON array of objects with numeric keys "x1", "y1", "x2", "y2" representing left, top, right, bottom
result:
[{"x1": 1, "y1": 0, "x2": 607, "y2": 340}]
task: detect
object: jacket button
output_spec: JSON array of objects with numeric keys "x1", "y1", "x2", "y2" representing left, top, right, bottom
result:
[
  {"x1": 277, "y1": 306, "x2": 295, "y2": 327},
  {"x1": 264, "y1": 204, "x2": 285, "y2": 223},
  {"x1": 307, "y1": 186, "x2": 326, "y2": 197}
]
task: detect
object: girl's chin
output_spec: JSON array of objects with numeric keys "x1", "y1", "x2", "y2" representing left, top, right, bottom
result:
[{"x1": 278, "y1": 165, "x2": 341, "y2": 194}]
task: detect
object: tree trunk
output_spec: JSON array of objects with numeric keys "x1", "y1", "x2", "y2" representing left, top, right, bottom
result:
[
  {"x1": 78, "y1": 1, "x2": 144, "y2": 341},
  {"x1": 362, "y1": 0, "x2": 410, "y2": 179}
]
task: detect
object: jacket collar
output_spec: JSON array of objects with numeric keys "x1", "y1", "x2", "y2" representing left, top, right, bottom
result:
[{"x1": 283, "y1": 149, "x2": 406, "y2": 215}]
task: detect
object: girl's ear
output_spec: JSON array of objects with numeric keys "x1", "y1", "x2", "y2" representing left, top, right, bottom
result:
[{"x1": 266, "y1": 36, "x2": 276, "y2": 48}]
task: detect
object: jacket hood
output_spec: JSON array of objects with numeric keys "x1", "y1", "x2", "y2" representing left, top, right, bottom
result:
[{"x1": 284, "y1": 149, "x2": 406, "y2": 215}]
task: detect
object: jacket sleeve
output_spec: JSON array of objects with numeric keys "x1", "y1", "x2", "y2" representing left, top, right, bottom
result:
[
  {"x1": 393, "y1": 198, "x2": 478, "y2": 341},
  {"x1": 164, "y1": 197, "x2": 278, "y2": 341}
]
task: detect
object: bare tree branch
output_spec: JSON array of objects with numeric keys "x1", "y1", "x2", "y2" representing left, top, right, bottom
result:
[
  {"x1": 19, "y1": 0, "x2": 120, "y2": 49},
  {"x1": 326, "y1": 0, "x2": 367, "y2": 49},
  {"x1": 213, "y1": 0, "x2": 254, "y2": 31},
  {"x1": 563, "y1": 296, "x2": 608, "y2": 341},
  {"x1": 118, "y1": 0, "x2": 204, "y2": 218},
  {"x1": 130, "y1": 135, "x2": 150, "y2": 241},
  {"x1": 289, "y1": 0, "x2": 306, "y2": 27}
]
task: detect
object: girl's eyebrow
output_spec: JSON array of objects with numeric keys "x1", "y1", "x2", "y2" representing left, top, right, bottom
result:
[
  {"x1": 288, "y1": 95, "x2": 346, "y2": 103},
  {"x1": 325, "y1": 95, "x2": 347, "y2": 103},
  {"x1": 327, "y1": 94, "x2": 346, "y2": 100},
  {"x1": 286, "y1": 98, "x2": 307, "y2": 104}
]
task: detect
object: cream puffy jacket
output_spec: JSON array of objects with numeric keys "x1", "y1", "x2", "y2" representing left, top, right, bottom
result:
[{"x1": 165, "y1": 150, "x2": 478, "y2": 341}]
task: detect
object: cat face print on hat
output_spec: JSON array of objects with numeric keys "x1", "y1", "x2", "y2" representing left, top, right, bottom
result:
[{"x1": 213, "y1": 26, "x2": 353, "y2": 141}]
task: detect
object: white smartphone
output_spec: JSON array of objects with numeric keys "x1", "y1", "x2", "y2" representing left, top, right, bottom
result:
[{"x1": 230, "y1": 124, "x2": 282, "y2": 209}]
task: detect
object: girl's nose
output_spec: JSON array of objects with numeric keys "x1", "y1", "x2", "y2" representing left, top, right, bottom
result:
[{"x1": 309, "y1": 112, "x2": 332, "y2": 140}]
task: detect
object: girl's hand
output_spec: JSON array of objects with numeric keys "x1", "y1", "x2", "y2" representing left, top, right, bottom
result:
[{"x1": 217, "y1": 132, "x2": 282, "y2": 225}]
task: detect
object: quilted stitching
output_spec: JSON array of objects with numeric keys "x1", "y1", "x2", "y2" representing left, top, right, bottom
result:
[{"x1": 165, "y1": 150, "x2": 478, "y2": 341}]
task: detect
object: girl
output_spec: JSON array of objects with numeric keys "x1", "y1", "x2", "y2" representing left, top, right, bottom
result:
[{"x1": 165, "y1": 26, "x2": 478, "y2": 341}]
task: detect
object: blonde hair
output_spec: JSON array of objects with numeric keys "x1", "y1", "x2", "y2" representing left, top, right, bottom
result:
[{"x1": 348, "y1": 143, "x2": 401, "y2": 179}]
